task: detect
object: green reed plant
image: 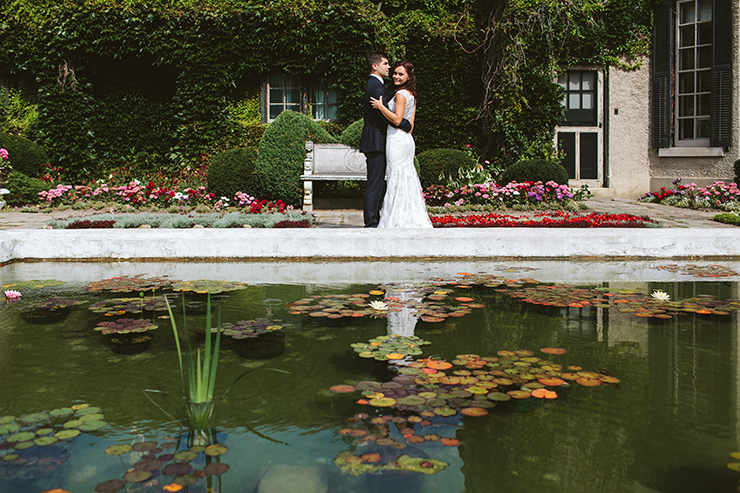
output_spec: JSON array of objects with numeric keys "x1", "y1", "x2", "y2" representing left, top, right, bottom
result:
[{"x1": 165, "y1": 293, "x2": 221, "y2": 444}]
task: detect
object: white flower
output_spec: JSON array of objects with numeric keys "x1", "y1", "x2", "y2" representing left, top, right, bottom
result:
[
  {"x1": 4, "y1": 290, "x2": 21, "y2": 300},
  {"x1": 369, "y1": 300, "x2": 389, "y2": 311},
  {"x1": 651, "y1": 290, "x2": 670, "y2": 302}
]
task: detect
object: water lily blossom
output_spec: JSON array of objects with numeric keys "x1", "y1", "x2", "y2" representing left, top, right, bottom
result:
[
  {"x1": 4, "y1": 290, "x2": 21, "y2": 300},
  {"x1": 369, "y1": 300, "x2": 390, "y2": 311},
  {"x1": 651, "y1": 290, "x2": 670, "y2": 302}
]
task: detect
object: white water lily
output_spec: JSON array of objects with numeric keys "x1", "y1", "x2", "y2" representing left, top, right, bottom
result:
[
  {"x1": 651, "y1": 290, "x2": 670, "y2": 302},
  {"x1": 369, "y1": 300, "x2": 390, "y2": 311}
]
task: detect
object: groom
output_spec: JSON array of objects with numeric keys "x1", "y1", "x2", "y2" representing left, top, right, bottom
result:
[{"x1": 359, "y1": 53, "x2": 412, "y2": 228}]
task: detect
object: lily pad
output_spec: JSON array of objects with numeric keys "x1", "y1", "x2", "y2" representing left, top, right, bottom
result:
[
  {"x1": 7, "y1": 431, "x2": 36, "y2": 443},
  {"x1": 203, "y1": 463, "x2": 230, "y2": 475},
  {"x1": 105, "y1": 444, "x2": 132, "y2": 456},
  {"x1": 55, "y1": 429, "x2": 81, "y2": 440},
  {"x1": 95, "y1": 479, "x2": 126, "y2": 493},
  {"x1": 173, "y1": 450, "x2": 199, "y2": 461},
  {"x1": 123, "y1": 470, "x2": 152, "y2": 483},
  {"x1": 204, "y1": 444, "x2": 229, "y2": 456},
  {"x1": 162, "y1": 462, "x2": 193, "y2": 476}
]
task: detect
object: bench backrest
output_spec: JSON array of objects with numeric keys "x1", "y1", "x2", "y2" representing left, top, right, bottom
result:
[{"x1": 304, "y1": 142, "x2": 366, "y2": 178}]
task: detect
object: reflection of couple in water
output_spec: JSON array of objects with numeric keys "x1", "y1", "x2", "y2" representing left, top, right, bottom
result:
[{"x1": 385, "y1": 286, "x2": 422, "y2": 338}]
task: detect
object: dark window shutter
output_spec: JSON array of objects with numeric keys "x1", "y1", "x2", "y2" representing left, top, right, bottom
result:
[
  {"x1": 652, "y1": 1, "x2": 673, "y2": 148},
  {"x1": 710, "y1": 0, "x2": 732, "y2": 147}
]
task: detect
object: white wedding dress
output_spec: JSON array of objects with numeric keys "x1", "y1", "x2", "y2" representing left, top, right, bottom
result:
[{"x1": 378, "y1": 89, "x2": 433, "y2": 229}]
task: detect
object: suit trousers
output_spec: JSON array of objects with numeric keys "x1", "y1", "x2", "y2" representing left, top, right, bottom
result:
[{"x1": 363, "y1": 151, "x2": 386, "y2": 228}]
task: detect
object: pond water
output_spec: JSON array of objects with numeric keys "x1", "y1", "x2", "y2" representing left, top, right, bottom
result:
[{"x1": 1, "y1": 261, "x2": 740, "y2": 493}]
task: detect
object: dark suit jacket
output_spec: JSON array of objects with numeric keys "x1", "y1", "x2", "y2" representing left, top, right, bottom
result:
[{"x1": 359, "y1": 76, "x2": 411, "y2": 154}]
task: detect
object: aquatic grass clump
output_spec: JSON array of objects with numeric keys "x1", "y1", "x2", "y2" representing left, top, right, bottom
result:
[{"x1": 165, "y1": 293, "x2": 221, "y2": 444}]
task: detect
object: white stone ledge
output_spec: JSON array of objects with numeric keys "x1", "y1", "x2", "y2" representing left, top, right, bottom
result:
[
  {"x1": 658, "y1": 147, "x2": 725, "y2": 157},
  {"x1": 2, "y1": 228, "x2": 740, "y2": 264}
]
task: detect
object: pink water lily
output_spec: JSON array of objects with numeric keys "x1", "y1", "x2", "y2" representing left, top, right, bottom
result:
[{"x1": 4, "y1": 290, "x2": 21, "y2": 300}]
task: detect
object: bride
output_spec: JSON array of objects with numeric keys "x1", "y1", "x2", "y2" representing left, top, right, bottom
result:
[{"x1": 370, "y1": 62, "x2": 432, "y2": 229}]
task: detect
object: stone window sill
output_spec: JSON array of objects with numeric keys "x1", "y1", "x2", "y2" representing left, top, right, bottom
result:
[{"x1": 658, "y1": 147, "x2": 725, "y2": 157}]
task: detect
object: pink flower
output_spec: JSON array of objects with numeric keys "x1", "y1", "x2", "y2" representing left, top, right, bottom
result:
[
  {"x1": 4, "y1": 290, "x2": 21, "y2": 300},
  {"x1": 0, "y1": 148, "x2": 8, "y2": 161}
]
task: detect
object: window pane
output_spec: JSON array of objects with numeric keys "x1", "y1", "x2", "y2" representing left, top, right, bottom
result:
[
  {"x1": 697, "y1": 46, "x2": 711, "y2": 68},
  {"x1": 568, "y1": 94, "x2": 580, "y2": 109},
  {"x1": 698, "y1": 0, "x2": 712, "y2": 21},
  {"x1": 569, "y1": 77, "x2": 580, "y2": 91},
  {"x1": 287, "y1": 89, "x2": 300, "y2": 104},
  {"x1": 696, "y1": 118, "x2": 710, "y2": 138},
  {"x1": 697, "y1": 93, "x2": 711, "y2": 115},
  {"x1": 679, "y1": 95, "x2": 694, "y2": 116},
  {"x1": 678, "y1": 72, "x2": 695, "y2": 94},
  {"x1": 698, "y1": 22, "x2": 712, "y2": 44},
  {"x1": 679, "y1": 25, "x2": 695, "y2": 47},
  {"x1": 581, "y1": 93, "x2": 592, "y2": 109},
  {"x1": 287, "y1": 104, "x2": 300, "y2": 113},
  {"x1": 313, "y1": 90, "x2": 326, "y2": 104},
  {"x1": 697, "y1": 70, "x2": 711, "y2": 92},
  {"x1": 679, "y1": 118, "x2": 694, "y2": 139},
  {"x1": 679, "y1": 48, "x2": 695, "y2": 70},
  {"x1": 581, "y1": 72, "x2": 594, "y2": 90},
  {"x1": 557, "y1": 74, "x2": 567, "y2": 88},
  {"x1": 269, "y1": 88, "x2": 283, "y2": 104},
  {"x1": 680, "y1": 2, "x2": 695, "y2": 24},
  {"x1": 313, "y1": 105, "x2": 325, "y2": 120},
  {"x1": 269, "y1": 105, "x2": 282, "y2": 120},
  {"x1": 326, "y1": 105, "x2": 338, "y2": 121}
]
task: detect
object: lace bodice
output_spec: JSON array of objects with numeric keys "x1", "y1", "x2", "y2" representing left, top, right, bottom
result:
[{"x1": 388, "y1": 89, "x2": 415, "y2": 120}]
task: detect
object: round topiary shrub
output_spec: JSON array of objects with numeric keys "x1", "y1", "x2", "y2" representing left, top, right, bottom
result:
[
  {"x1": 254, "y1": 111, "x2": 337, "y2": 206},
  {"x1": 340, "y1": 119, "x2": 363, "y2": 149},
  {"x1": 416, "y1": 148, "x2": 476, "y2": 188},
  {"x1": 4, "y1": 171, "x2": 48, "y2": 206},
  {"x1": 499, "y1": 159, "x2": 569, "y2": 186},
  {"x1": 207, "y1": 147, "x2": 259, "y2": 201},
  {"x1": 0, "y1": 133, "x2": 49, "y2": 178}
]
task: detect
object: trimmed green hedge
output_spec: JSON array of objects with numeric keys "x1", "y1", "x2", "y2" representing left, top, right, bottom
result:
[
  {"x1": 340, "y1": 119, "x2": 363, "y2": 149},
  {"x1": 4, "y1": 171, "x2": 47, "y2": 206},
  {"x1": 255, "y1": 111, "x2": 337, "y2": 206},
  {"x1": 499, "y1": 159, "x2": 569, "y2": 186},
  {"x1": 0, "y1": 133, "x2": 49, "y2": 178},
  {"x1": 207, "y1": 147, "x2": 259, "y2": 200},
  {"x1": 416, "y1": 148, "x2": 476, "y2": 188}
]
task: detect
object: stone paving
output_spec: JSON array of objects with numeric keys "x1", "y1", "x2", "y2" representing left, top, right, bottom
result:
[{"x1": 0, "y1": 197, "x2": 731, "y2": 229}]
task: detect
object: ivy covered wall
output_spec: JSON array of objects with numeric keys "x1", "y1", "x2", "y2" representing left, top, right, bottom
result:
[{"x1": 0, "y1": 0, "x2": 651, "y2": 182}]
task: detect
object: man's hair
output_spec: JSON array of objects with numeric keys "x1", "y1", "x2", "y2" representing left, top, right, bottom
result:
[{"x1": 367, "y1": 53, "x2": 386, "y2": 72}]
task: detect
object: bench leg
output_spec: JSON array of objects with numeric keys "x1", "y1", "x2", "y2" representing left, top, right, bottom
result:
[{"x1": 303, "y1": 180, "x2": 313, "y2": 212}]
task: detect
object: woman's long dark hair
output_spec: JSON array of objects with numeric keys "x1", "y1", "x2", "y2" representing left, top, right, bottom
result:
[{"x1": 392, "y1": 61, "x2": 417, "y2": 99}]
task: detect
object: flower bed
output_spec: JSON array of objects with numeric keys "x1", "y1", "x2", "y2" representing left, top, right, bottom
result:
[
  {"x1": 431, "y1": 211, "x2": 658, "y2": 228},
  {"x1": 639, "y1": 178, "x2": 740, "y2": 211},
  {"x1": 423, "y1": 181, "x2": 591, "y2": 210}
]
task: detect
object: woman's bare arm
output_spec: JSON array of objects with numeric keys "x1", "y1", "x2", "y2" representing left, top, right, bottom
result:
[{"x1": 369, "y1": 92, "x2": 406, "y2": 126}]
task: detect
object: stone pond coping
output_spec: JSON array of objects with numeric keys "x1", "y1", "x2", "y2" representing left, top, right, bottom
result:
[{"x1": 0, "y1": 228, "x2": 738, "y2": 265}]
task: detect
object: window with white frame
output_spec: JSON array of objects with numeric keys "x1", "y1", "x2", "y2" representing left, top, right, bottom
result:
[
  {"x1": 676, "y1": 0, "x2": 712, "y2": 145},
  {"x1": 267, "y1": 73, "x2": 301, "y2": 122},
  {"x1": 311, "y1": 83, "x2": 339, "y2": 121},
  {"x1": 265, "y1": 73, "x2": 339, "y2": 123}
]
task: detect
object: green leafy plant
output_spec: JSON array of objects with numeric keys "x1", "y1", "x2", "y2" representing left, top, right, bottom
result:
[
  {"x1": 416, "y1": 148, "x2": 477, "y2": 188},
  {"x1": 3, "y1": 171, "x2": 47, "y2": 206}
]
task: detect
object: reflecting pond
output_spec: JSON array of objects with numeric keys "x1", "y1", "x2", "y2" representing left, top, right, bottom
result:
[{"x1": 1, "y1": 261, "x2": 740, "y2": 493}]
